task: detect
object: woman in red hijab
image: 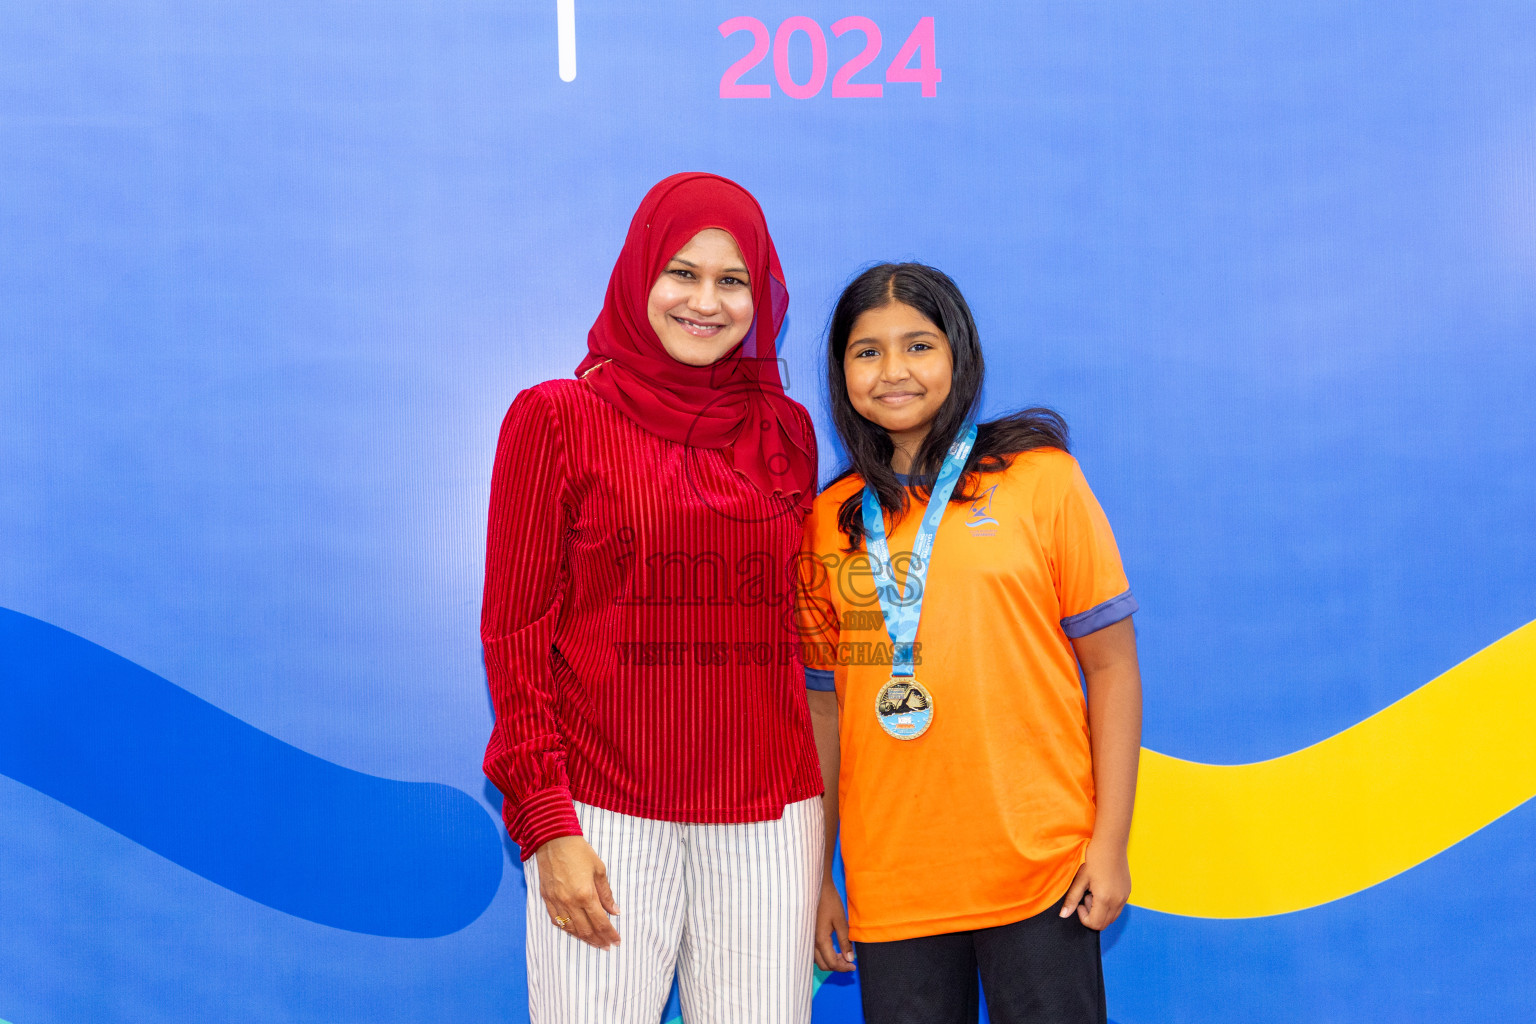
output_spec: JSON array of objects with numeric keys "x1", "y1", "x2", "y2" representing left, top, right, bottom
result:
[{"x1": 481, "y1": 173, "x2": 824, "y2": 1024}]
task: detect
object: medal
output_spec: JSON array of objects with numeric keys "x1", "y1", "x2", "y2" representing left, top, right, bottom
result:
[
  {"x1": 875, "y1": 676, "x2": 935, "y2": 739},
  {"x1": 862, "y1": 424, "x2": 977, "y2": 742}
]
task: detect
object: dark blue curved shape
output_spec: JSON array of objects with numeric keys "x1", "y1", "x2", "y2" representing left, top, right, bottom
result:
[{"x1": 0, "y1": 607, "x2": 503, "y2": 938}]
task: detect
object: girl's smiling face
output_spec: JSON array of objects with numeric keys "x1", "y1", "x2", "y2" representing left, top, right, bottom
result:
[
  {"x1": 843, "y1": 300, "x2": 954, "y2": 470},
  {"x1": 646, "y1": 228, "x2": 755, "y2": 366}
]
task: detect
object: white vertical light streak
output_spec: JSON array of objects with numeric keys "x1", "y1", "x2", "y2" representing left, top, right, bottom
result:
[{"x1": 557, "y1": 0, "x2": 576, "y2": 82}]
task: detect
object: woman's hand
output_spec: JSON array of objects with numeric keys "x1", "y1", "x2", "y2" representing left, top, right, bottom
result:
[
  {"x1": 1060, "y1": 838, "x2": 1131, "y2": 931},
  {"x1": 813, "y1": 877, "x2": 856, "y2": 972},
  {"x1": 534, "y1": 835, "x2": 622, "y2": 949}
]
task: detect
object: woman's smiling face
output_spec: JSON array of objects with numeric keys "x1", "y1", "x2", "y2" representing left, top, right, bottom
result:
[
  {"x1": 646, "y1": 228, "x2": 755, "y2": 367},
  {"x1": 843, "y1": 300, "x2": 954, "y2": 468}
]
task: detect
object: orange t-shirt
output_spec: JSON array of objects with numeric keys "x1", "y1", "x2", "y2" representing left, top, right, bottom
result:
[{"x1": 797, "y1": 448, "x2": 1136, "y2": 942}]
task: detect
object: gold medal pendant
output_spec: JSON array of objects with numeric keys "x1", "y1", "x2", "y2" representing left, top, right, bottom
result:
[
  {"x1": 861, "y1": 426, "x2": 976, "y2": 744},
  {"x1": 875, "y1": 676, "x2": 934, "y2": 740}
]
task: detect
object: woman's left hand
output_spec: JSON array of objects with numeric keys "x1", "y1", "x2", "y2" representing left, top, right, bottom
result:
[{"x1": 1059, "y1": 838, "x2": 1131, "y2": 931}]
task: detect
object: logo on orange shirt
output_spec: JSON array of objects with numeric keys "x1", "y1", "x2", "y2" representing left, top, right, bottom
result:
[{"x1": 965, "y1": 485, "x2": 999, "y2": 533}]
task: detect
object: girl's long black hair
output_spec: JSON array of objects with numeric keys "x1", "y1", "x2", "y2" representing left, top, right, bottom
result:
[{"x1": 827, "y1": 262, "x2": 1071, "y2": 550}]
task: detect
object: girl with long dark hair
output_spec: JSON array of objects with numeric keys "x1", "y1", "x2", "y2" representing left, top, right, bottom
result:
[
  {"x1": 481, "y1": 173, "x2": 824, "y2": 1023},
  {"x1": 798, "y1": 263, "x2": 1143, "y2": 1024}
]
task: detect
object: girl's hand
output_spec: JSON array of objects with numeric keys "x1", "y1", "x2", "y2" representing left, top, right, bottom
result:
[
  {"x1": 813, "y1": 878, "x2": 856, "y2": 972},
  {"x1": 534, "y1": 835, "x2": 622, "y2": 949},
  {"x1": 1060, "y1": 838, "x2": 1131, "y2": 931}
]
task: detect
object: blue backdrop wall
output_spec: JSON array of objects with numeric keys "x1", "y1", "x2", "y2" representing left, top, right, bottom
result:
[{"x1": 3, "y1": 2, "x2": 1535, "y2": 1022}]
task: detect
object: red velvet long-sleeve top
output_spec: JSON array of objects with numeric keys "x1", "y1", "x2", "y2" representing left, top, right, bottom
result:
[{"x1": 481, "y1": 378, "x2": 823, "y2": 857}]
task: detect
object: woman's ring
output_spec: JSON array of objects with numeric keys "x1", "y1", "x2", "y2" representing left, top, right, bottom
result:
[{"x1": 554, "y1": 915, "x2": 571, "y2": 930}]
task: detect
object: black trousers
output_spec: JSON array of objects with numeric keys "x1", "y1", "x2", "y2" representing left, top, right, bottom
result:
[{"x1": 854, "y1": 903, "x2": 1107, "y2": 1024}]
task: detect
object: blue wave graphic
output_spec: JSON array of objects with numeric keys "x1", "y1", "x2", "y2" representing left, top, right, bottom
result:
[{"x1": 0, "y1": 608, "x2": 503, "y2": 938}]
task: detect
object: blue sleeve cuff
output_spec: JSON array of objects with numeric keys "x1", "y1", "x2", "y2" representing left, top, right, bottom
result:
[
  {"x1": 805, "y1": 668, "x2": 836, "y2": 692},
  {"x1": 1061, "y1": 589, "x2": 1138, "y2": 639}
]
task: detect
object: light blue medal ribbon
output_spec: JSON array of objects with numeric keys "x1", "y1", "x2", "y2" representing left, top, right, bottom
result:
[{"x1": 861, "y1": 423, "x2": 977, "y2": 740}]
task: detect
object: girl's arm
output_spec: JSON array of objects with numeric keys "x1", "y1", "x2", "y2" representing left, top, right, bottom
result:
[
  {"x1": 796, "y1": 533, "x2": 855, "y2": 971},
  {"x1": 808, "y1": 689, "x2": 855, "y2": 971},
  {"x1": 1061, "y1": 615, "x2": 1143, "y2": 930}
]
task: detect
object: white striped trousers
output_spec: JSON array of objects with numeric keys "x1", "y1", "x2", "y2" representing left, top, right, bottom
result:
[{"x1": 524, "y1": 797, "x2": 823, "y2": 1024}]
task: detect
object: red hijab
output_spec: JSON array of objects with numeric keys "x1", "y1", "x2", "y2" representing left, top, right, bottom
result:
[{"x1": 575, "y1": 173, "x2": 816, "y2": 513}]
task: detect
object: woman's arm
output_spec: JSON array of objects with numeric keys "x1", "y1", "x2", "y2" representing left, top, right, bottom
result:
[
  {"x1": 481, "y1": 388, "x2": 619, "y2": 949},
  {"x1": 808, "y1": 688, "x2": 855, "y2": 971},
  {"x1": 1060, "y1": 615, "x2": 1142, "y2": 930}
]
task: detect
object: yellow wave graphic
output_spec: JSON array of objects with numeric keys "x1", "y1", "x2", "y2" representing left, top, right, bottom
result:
[{"x1": 1128, "y1": 618, "x2": 1536, "y2": 918}]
